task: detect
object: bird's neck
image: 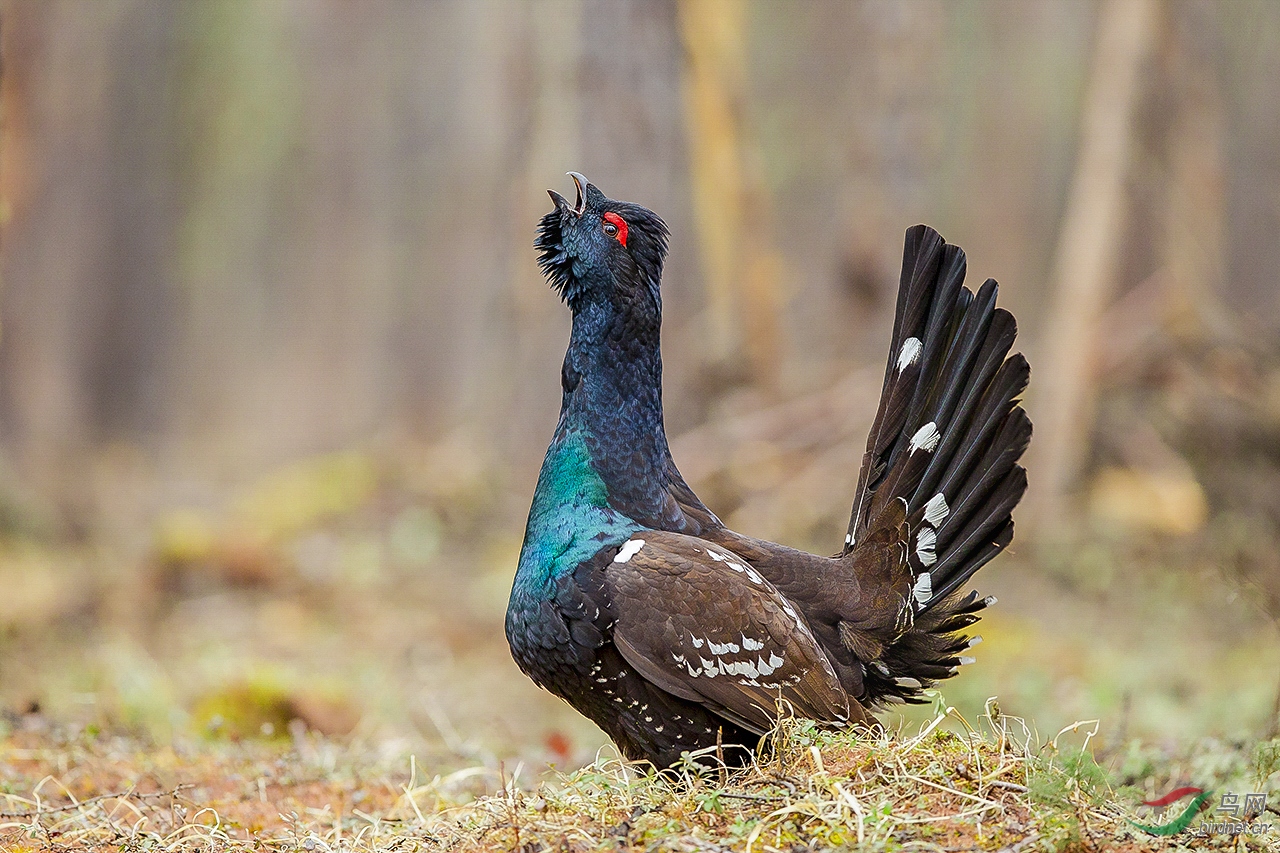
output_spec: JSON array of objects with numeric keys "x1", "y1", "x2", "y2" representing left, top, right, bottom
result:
[{"x1": 555, "y1": 295, "x2": 673, "y2": 522}]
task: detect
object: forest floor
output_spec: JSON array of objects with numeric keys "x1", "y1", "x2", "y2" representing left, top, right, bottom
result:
[
  {"x1": 1, "y1": 708, "x2": 1277, "y2": 851},
  {"x1": 1, "y1": 412, "x2": 1279, "y2": 850}
]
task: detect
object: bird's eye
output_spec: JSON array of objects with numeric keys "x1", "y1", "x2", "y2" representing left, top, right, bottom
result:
[{"x1": 601, "y1": 211, "x2": 629, "y2": 246}]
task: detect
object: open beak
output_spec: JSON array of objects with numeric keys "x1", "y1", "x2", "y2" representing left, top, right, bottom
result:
[
  {"x1": 547, "y1": 189, "x2": 571, "y2": 212},
  {"x1": 567, "y1": 172, "x2": 588, "y2": 215},
  {"x1": 546, "y1": 172, "x2": 591, "y2": 216}
]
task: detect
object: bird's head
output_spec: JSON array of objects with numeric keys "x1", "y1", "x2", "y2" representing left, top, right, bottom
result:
[{"x1": 536, "y1": 173, "x2": 669, "y2": 314}]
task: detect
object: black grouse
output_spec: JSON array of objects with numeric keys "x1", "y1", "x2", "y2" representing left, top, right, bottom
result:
[{"x1": 506, "y1": 173, "x2": 1030, "y2": 767}]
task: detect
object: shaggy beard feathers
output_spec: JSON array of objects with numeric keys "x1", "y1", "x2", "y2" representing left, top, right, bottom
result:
[{"x1": 536, "y1": 209, "x2": 584, "y2": 306}]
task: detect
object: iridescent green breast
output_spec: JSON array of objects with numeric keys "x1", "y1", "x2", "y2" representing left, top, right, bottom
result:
[{"x1": 512, "y1": 430, "x2": 641, "y2": 598}]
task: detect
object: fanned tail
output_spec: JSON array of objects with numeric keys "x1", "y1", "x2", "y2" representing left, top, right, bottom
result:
[{"x1": 844, "y1": 225, "x2": 1030, "y2": 706}]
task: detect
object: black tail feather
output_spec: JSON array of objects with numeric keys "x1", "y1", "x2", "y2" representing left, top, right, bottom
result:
[
  {"x1": 845, "y1": 225, "x2": 1030, "y2": 707},
  {"x1": 913, "y1": 307, "x2": 1017, "y2": 506}
]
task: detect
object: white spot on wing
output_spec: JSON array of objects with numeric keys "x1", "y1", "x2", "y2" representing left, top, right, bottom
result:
[
  {"x1": 916, "y1": 527, "x2": 937, "y2": 567},
  {"x1": 909, "y1": 421, "x2": 940, "y2": 453},
  {"x1": 708, "y1": 640, "x2": 740, "y2": 655},
  {"x1": 613, "y1": 539, "x2": 645, "y2": 563},
  {"x1": 897, "y1": 337, "x2": 923, "y2": 372},
  {"x1": 755, "y1": 651, "x2": 785, "y2": 676},
  {"x1": 923, "y1": 492, "x2": 950, "y2": 527},
  {"x1": 720, "y1": 658, "x2": 759, "y2": 679},
  {"x1": 690, "y1": 636, "x2": 704, "y2": 648},
  {"x1": 742, "y1": 635, "x2": 765, "y2": 651}
]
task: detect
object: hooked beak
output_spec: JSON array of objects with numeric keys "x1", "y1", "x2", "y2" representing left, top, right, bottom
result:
[{"x1": 547, "y1": 172, "x2": 591, "y2": 216}]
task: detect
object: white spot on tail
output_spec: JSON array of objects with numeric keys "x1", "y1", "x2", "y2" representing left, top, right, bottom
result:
[
  {"x1": 897, "y1": 337, "x2": 923, "y2": 372},
  {"x1": 958, "y1": 656, "x2": 976, "y2": 666},
  {"x1": 845, "y1": 533, "x2": 854, "y2": 546},
  {"x1": 873, "y1": 661, "x2": 890, "y2": 676},
  {"x1": 984, "y1": 596, "x2": 998, "y2": 607},
  {"x1": 895, "y1": 676, "x2": 922, "y2": 689},
  {"x1": 913, "y1": 571, "x2": 932, "y2": 605},
  {"x1": 923, "y1": 492, "x2": 950, "y2": 527},
  {"x1": 967, "y1": 635, "x2": 983, "y2": 648},
  {"x1": 613, "y1": 539, "x2": 645, "y2": 563},
  {"x1": 916, "y1": 527, "x2": 937, "y2": 567},
  {"x1": 909, "y1": 422, "x2": 940, "y2": 453}
]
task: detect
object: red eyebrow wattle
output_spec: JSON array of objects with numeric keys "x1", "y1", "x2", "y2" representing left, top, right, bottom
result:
[{"x1": 603, "y1": 212, "x2": 628, "y2": 247}]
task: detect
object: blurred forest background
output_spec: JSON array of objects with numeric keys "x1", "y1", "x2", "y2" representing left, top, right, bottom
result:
[{"x1": 2, "y1": 0, "x2": 1280, "y2": 768}]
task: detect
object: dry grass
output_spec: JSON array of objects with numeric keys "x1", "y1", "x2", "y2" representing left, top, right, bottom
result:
[{"x1": 5, "y1": 700, "x2": 1274, "y2": 852}]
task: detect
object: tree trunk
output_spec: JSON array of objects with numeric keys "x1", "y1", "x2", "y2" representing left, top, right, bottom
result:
[{"x1": 1023, "y1": 0, "x2": 1160, "y2": 536}]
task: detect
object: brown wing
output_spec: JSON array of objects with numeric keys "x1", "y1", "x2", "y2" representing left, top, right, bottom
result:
[{"x1": 604, "y1": 530, "x2": 852, "y2": 734}]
